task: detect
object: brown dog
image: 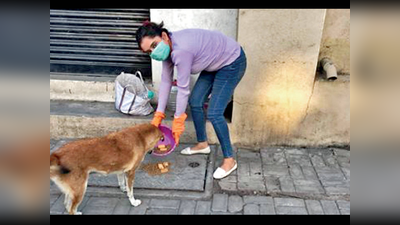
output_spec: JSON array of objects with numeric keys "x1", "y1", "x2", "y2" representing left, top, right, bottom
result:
[{"x1": 50, "y1": 123, "x2": 163, "y2": 215}]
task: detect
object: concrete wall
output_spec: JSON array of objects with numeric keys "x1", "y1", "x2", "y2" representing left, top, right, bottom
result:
[
  {"x1": 232, "y1": 9, "x2": 349, "y2": 148},
  {"x1": 319, "y1": 9, "x2": 350, "y2": 74}
]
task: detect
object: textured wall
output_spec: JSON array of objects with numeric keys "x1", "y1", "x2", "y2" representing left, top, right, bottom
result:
[
  {"x1": 234, "y1": 9, "x2": 331, "y2": 147},
  {"x1": 319, "y1": 9, "x2": 350, "y2": 74}
]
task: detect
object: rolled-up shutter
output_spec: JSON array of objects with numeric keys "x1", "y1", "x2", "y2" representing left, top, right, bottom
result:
[{"x1": 50, "y1": 9, "x2": 151, "y2": 77}]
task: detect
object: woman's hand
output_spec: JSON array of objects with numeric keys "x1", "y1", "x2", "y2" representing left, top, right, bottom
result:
[
  {"x1": 172, "y1": 113, "x2": 187, "y2": 146},
  {"x1": 151, "y1": 111, "x2": 166, "y2": 127}
]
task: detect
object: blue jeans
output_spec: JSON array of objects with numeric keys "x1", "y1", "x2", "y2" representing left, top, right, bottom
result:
[{"x1": 189, "y1": 47, "x2": 247, "y2": 158}]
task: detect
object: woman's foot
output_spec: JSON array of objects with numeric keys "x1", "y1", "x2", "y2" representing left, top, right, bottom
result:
[
  {"x1": 213, "y1": 157, "x2": 237, "y2": 179},
  {"x1": 220, "y1": 157, "x2": 236, "y2": 172},
  {"x1": 180, "y1": 142, "x2": 210, "y2": 155},
  {"x1": 191, "y1": 142, "x2": 209, "y2": 151}
]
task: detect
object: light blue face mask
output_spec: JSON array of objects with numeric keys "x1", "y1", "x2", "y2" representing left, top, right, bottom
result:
[{"x1": 150, "y1": 41, "x2": 171, "y2": 61}]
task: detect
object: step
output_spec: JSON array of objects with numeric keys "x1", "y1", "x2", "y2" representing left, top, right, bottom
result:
[
  {"x1": 50, "y1": 73, "x2": 158, "y2": 103},
  {"x1": 50, "y1": 100, "x2": 220, "y2": 144}
]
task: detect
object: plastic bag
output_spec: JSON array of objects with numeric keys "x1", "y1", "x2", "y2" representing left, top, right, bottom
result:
[{"x1": 115, "y1": 71, "x2": 154, "y2": 116}]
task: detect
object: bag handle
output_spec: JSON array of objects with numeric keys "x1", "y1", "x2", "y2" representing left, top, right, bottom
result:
[{"x1": 134, "y1": 71, "x2": 150, "y2": 93}]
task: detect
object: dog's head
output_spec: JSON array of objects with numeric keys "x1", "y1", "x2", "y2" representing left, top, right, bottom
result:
[{"x1": 139, "y1": 123, "x2": 164, "y2": 154}]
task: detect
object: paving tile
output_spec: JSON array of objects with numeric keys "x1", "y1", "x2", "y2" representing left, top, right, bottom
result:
[
  {"x1": 263, "y1": 165, "x2": 290, "y2": 177},
  {"x1": 276, "y1": 206, "x2": 308, "y2": 215},
  {"x1": 320, "y1": 200, "x2": 340, "y2": 215},
  {"x1": 195, "y1": 201, "x2": 212, "y2": 215},
  {"x1": 293, "y1": 179, "x2": 325, "y2": 194},
  {"x1": 149, "y1": 199, "x2": 180, "y2": 209},
  {"x1": 274, "y1": 198, "x2": 305, "y2": 207},
  {"x1": 259, "y1": 204, "x2": 276, "y2": 215},
  {"x1": 82, "y1": 205, "x2": 115, "y2": 215},
  {"x1": 341, "y1": 167, "x2": 351, "y2": 180},
  {"x1": 321, "y1": 151, "x2": 340, "y2": 169},
  {"x1": 309, "y1": 153, "x2": 326, "y2": 167},
  {"x1": 238, "y1": 182, "x2": 266, "y2": 192},
  {"x1": 336, "y1": 200, "x2": 350, "y2": 215},
  {"x1": 218, "y1": 180, "x2": 238, "y2": 192},
  {"x1": 178, "y1": 200, "x2": 196, "y2": 215},
  {"x1": 237, "y1": 161, "x2": 250, "y2": 177},
  {"x1": 295, "y1": 184, "x2": 325, "y2": 194},
  {"x1": 261, "y1": 151, "x2": 288, "y2": 166},
  {"x1": 274, "y1": 197, "x2": 308, "y2": 215},
  {"x1": 146, "y1": 208, "x2": 178, "y2": 215},
  {"x1": 211, "y1": 194, "x2": 228, "y2": 212},
  {"x1": 85, "y1": 197, "x2": 119, "y2": 207},
  {"x1": 50, "y1": 194, "x2": 67, "y2": 214},
  {"x1": 82, "y1": 197, "x2": 119, "y2": 215},
  {"x1": 279, "y1": 176, "x2": 296, "y2": 193},
  {"x1": 228, "y1": 195, "x2": 243, "y2": 213},
  {"x1": 289, "y1": 164, "x2": 304, "y2": 179},
  {"x1": 301, "y1": 166, "x2": 319, "y2": 180},
  {"x1": 264, "y1": 176, "x2": 281, "y2": 193},
  {"x1": 324, "y1": 185, "x2": 350, "y2": 195},
  {"x1": 112, "y1": 198, "x2": 131, "y2": 215},
  {"x1": 274, "y1": 196, "x2": 308, "y2": 215},
  {"x1": 286, "y1": 154, "x2": 312, "y2": 167},
  {"x1": 243, "y1": 195, "x2": 274, "y2": 205},
  {"x1": 238, "y1": 149, "x2": 261, "y2": 161},
  {"x1": 243, "y1": 204, "x2": 259, "y2": 215},
  {"x1": 50, "y1": 195, "x2": 60, "y2": 208},
  {"x1": 305, "y1": 200, "x2": 324, "y2": 215}
]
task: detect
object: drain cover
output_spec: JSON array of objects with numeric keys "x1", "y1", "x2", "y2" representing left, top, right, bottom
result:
[{"x1": 188, "y1": 162, "x2": 200, "y2": 168}]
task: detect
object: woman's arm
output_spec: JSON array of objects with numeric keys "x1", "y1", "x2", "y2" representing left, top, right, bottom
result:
[
  {"x1": 172, "y1": 50, "x2": 194, "y2": 117},
  {"x1": 155, "y1": 60, "x2": 174, "y2": 113}
]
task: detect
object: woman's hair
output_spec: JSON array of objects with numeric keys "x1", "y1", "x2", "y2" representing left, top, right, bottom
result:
[{"x1": 135, "y1": 21, "x2": 169, "y2": 51}]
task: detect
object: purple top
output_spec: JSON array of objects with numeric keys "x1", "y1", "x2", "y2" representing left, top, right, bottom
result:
[{"x1": 156, "y1": 28, "x2": 241, "y2": 117}]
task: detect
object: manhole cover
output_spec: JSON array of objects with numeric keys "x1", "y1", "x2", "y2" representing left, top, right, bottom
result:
[{"x1": 188, "y1": 162, "x2": 200, "y2": 168}]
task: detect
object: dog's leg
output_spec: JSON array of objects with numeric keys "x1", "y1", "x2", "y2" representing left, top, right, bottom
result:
[
  {"x1": 125, "y1": 170, "x2": 141, "y2": 207},
  {"x1": 64, "y1": 194, "x2": 72, "y2": 212},
  {"x1": 117, "y1": 173, "x2": 127, "y2": 193},
  {"x1": 67, "y1": 173, "x2": 88, "y2": 215}
]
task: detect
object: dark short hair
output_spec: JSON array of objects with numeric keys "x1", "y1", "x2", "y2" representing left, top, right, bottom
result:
[{"x1": 135, "y1": 21, "x2": 169, "y2": 51}]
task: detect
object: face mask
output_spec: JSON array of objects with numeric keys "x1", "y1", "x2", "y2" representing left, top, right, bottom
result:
[{"x1": 150, "y1": 41, "x2": 171, "y2": 61}]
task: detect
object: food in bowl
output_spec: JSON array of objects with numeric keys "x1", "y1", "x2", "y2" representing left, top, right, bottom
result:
[{"x1": 153, "y1": 144, "x2": 172, "y2": 154}]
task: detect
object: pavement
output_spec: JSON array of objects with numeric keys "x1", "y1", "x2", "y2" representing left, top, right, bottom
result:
[{"x1": 50, "y1": 140, "x2": 350, "y2": 215}]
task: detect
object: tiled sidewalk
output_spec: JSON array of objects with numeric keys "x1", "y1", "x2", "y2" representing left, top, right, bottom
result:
[
  {"x1": 216, "y1": 147, "x2": 350, "y2": 198},
  {"x1": 50, "y1": 146, "x2": 350, "y2": 215},
  {"x1": 50, "y1": 194, "x2": 349, "y2": 215}
]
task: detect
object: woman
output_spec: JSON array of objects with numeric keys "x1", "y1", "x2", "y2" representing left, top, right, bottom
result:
[{"x1": 136, "y1": 21, "x2": 247, "y2": 179}]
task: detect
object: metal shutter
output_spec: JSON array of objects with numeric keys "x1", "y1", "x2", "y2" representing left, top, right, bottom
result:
[{"x1": 50, "y1": 9, "x2": 151, "y2": 77}]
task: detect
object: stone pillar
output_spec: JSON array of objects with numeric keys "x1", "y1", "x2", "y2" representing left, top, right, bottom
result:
[{"x1": 234, "y1": 9, "x2": 327, "y2": 146}]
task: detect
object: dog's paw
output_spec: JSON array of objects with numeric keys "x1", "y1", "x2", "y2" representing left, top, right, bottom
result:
[
  {"x1": 75, "y1": 211, "x2": 83, "y2": 215},
  {"x1": 129, "y1": 198, "x2": 142, "y2": 207}
]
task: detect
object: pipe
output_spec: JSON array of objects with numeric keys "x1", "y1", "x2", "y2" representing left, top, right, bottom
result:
[{"x1": 320, "y1": 57, "x2": 338, "y2": 81}]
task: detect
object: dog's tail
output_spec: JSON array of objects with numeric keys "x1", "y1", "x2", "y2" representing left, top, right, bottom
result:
[{"x1": 50, "y1": 153, "x2": 71, "y2": 177}]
